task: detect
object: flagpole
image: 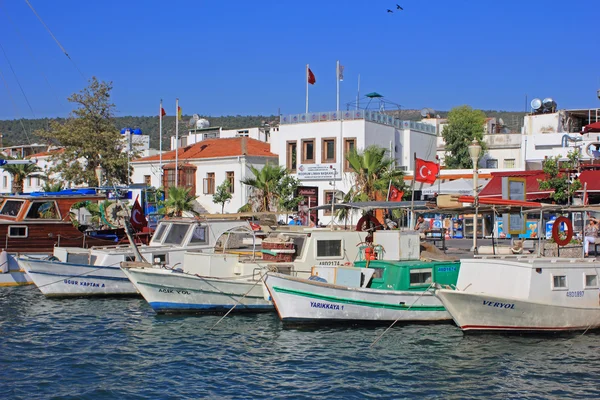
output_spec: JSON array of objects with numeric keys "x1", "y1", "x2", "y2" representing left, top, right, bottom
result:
[
  {"x1": 336, "y1": 60, "x2": 340, "y2": 112},
  {"x1": 306, "y1": 64, "x2": 309, "y2": 114},
  {"x1": 436, "y1": 155, "x2": 441, "y2": 196},
  {"x1": 159, "y1": 99, "x2": 163, "y2": 184},
  {"x1": 356, "y1": 74, "x2": 360, "y2": 110},
  {"x1": 175, "y1": 98, "x2": 179, "y2": 188},
  {"x1": 410, "y1": 152, "x2": 416, "y2": 228}
]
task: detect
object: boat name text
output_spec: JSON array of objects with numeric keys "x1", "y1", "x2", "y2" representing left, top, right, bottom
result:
[
  {"x1": 63, "y1": 279, "x2": 105, "y2": 288},
  {"x1": 566, "y1": 290, "x2": 584, "y2": 297},
  {"x1": 437, "y1": 267, "x2": 457, "y2": 272},
  {"x1": 482, "y1": 300, "x2": 515, "y2": 309},
  {"x1": 318, "y1": 261, "x2": 342, "y2": 266},
  {"x1": 310, "y1": 301, "x2": 344, "y2": 310},
  {"x1": 158, "y1": 288, "x2": 190, "y2": 295}
]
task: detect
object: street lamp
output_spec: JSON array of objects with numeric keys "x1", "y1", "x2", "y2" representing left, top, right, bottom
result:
[
  {"x1": 95, "y1": 165, "x2": 104, "y2": 188},
  {"x1": 468, "y1": 139, "x2": 482, "y2": 253}
]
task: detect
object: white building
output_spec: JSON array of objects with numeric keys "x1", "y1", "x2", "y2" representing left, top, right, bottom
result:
[
  {"x1": 275, "y1": 110, "x2": 438, "y2": 224},
  {"x1": 131, "y1": 137, "x2": 278, "y2": 214}
]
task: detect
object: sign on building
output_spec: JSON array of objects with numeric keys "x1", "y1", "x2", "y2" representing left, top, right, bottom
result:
[
  {"x1": 502, "y1": 177, "x2": 527, "y2": 234},
  {"x1": 297, "y1": 164, "x2": 339, "y2": 180}
]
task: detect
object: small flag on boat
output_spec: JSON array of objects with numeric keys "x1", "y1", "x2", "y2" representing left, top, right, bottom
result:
[
  {"x1": 388, "y1": 185, "x2": 404, "y2": 202},
  {"x1": 130, "y1": 196, "x2": 147, "y2": 231},
  {"x1": 249, "y1": 221, "x2": 261, "y2": 231}
]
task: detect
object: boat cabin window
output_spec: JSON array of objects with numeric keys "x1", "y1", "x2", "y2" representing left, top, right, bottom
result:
[
  {"x1": 410, "y1": 268, "x2": 433, "y2": 287},
  {"x1": 151, "y1": 223, "x2": 168, "y2": 244},
  {"x1": 190, "y1": 225, "x2": 208, "y2": 244},
  {"x1": 585, "y1": 274, "x2": 598, "y2": 288},
  {"x1": 287, "y1": 235, "x2": 306, "y2": 259},
  {"x1": 163, "y1": 223, "x2": 189, "y2": 245},
  {"x1": 552, "y1": 275, "x2": 567, "y2": 289},
  {"x1": 316, "y1": 240, "x2": 343, "y2": 258},
  {"x1": 0, "y1": 200, "x2": 24, "y2": 217},
  {"x1": 8, "y1": 226, "x2": 27, "y2": 238},
  {"x1": 25, "y1": 201, "x2": 59, "y2": 219},
  {"x1": 152, "y1": 254, "x2": 167, "y2": 264},
  {"x1": 125, "y1": 256, "x2": 136, "y2": 262}
]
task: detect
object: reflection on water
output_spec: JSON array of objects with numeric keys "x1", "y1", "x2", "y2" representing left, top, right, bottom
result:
[{"x1": 1, "y1": 286, "x2": 599, "y2": 399}]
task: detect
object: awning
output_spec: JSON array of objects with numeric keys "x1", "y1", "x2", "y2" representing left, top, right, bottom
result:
[
  {"x1": 579, "y1": 170, "x2": 600, "y2": 192},
  {"x1": 478, "y1": 170, "x2": 552, "y2": 200},
  {"x1": 582, "y1": 121, "x2": 600, "y2": 134}
]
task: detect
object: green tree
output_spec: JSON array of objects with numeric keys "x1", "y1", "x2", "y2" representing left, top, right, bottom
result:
[
  {"x1": 241, "y1": 164, "x2": 300, "y2": 212},
  {"x1": 213, "y1": 179, "x2": 233, "y2": 213},
  {"x1": 442, "y1": 105, "x2": 487, "y2": 169},
  {"x1": 36, "y1": 77, "x2": 130, "y2": 187},
  {"x1": 0, "y1": 157, "x2": 42, "y2": 194},
  {"x1": 159, "y1": 186, "x2": 199, "y2": 217},
  {"x1": 345, "y1": 145, "x2": 405, "y2": 202},
  {"x1": 538, "y1": 151, "x2": 582, "y2": 204},
  {"x1": 277, "y1": 174, "x2": 302, "y2": 213},
  {"x1": 41, "y1": 177, "x2": 64, "y2": 192}
]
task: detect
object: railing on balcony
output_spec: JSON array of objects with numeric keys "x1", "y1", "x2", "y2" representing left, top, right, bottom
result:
[{"x1": 279, "y1": 110, "x2": 436, "y2": 134}]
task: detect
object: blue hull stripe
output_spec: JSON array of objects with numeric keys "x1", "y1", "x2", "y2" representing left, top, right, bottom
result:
[
  {"x1": 21, "y1": 258, "x2": 121, "y2": 270},
  {"x1": 149, "y1": 302, "x2": 273, "y2": 312},
  {"x1": 28, "y1": 270, "x2": 129, "y2": 282}
]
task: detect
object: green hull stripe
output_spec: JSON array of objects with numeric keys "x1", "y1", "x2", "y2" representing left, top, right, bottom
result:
[{"x1": 272, "y1": 285, "x2": 446, "y2": 312}]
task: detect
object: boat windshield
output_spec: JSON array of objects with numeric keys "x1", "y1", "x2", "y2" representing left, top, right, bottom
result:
[
  {"x1": 25, "y1": 201, "x2": 59, "y2": 219},
  {"x1": 150, "y1": 223, "x2": 168, "y2": 244},
  {"x1": 189, "y1": 225, "x2": 208, "y2": 244},
  {"x1": 0, "y1": 200, "x2": 24, "y2": 217},
  {"x1": 163, "y1": 223, "x2": 189, "y2": 246}
]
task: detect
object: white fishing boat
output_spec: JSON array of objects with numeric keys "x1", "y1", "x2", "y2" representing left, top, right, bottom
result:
[
  {"x1": 19, "y1": 218, "x2": 249, "y2": 297},
  {"x1": 121, "y1": 228, "x2": 368, "y2": 313},
  {"x1": 263, "y1": 231, "x2": 461, "y2": 323},
  {"x1": 435, "y1": 256, "x2": 600, "y2": 332}
]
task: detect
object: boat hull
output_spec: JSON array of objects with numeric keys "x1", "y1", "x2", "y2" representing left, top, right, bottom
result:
[
  {"x1": 18, "y1": 258, "x2": 137, "y2": 297},
  {"x1": 435, "y1": 289, "x2": 600, "y2": 332},
  {"x1": 122, "y1": 267, "x2": 273, "y2": 313},
  {"x1": 264, "y1": 273, "x2": 450, "y2": 323}
]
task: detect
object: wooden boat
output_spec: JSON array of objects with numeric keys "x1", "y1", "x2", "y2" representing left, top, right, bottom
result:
[{"x1": 0, "y1": 189, "x2": 127, "y2": 287}]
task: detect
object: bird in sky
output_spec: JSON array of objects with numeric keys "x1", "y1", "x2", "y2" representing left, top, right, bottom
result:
[
  {"x1": 387, "y1": 9, "x2": 393, "y2": 13},
  {"x1": 396, "y1": 4, "x2": 403, "y2": 10}
]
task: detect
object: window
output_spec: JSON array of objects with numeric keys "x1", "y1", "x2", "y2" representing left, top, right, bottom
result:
[
  {"x1": 163, "y1": 223, "x2": 189, "y2": 245},
  {"x1": 585, "y1": 274, "x2": 598, "y2": 288},
  {"x1": 226, "y1": 171, "x2": 235, "y2": 194},
  {"x1": 504, "y1": 159, "x2": 516, "y2": 168},
  {"x1": 27, "y1": 177, "x2": 31, "y2": 187},
  {"x1": 236, "y1": 130, "x2": 249, "y2": 137},
  {"x1": 163, "y1": 169, "x2": 175, "y2": 189},
  {"x1": 144, "y1": 175, "x2": 151, "y2": 186},
  {"x1": 151, "y1": 223, "x2": 168, "y2": 244},
  {"x1": 410, "y1": 268, "x2": 433, "y2": 286},
  {"x1": 162, "y1": 166, "x2": 196, "y2": 194},
  {"x1": 190, "y1": 225, "x2": 207, "y2": 244},
  {"x1": 204, "y1": 172, "x2": 215, "y2": 194},
  {"x1": 321, "y1": 138, "x2": 336, "y2": 163},
  {"x1": 25, "y1": 201, "x2": 59, "y2": 219},
  {"x1": 35, "y1": 177, "x2": 40, "y2": 187},
  {"x1": 316, "y1": 240, "x2": 342, "y2": 258},
  {"x1": 2, "y1": 176, "x2": 6, "y2": 188},
  {"x1": 0, "y1": 200, "x2": 24, "y2": 217},
  {"x1": 344, "y1": 138, "x2": 356, "y2": 172},
  {"x1": 8, "y1": 226, "x2": 27, "y2": 238},
  {"x1": 553, "y1": 275, "x2": 567, "y2": 289},
  {"x1": 287, "y1": 141, "x2": 297, "y2": 172},
  {"x1": 486, "y1": 159, "x2": 498, "y2": 169},
  {"x1": 323, "y1": 190, "x2": 335, "y2": 215},
  {"x1": 151, "y1": 254, "x2": 167, "y2": 264},
  {"x1": 302, "y1": 139, "x2": 315, "y2": 164}
]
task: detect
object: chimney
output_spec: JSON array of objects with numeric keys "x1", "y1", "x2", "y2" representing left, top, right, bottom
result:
[{"x1": 241, "y1": 136, "x2": 247, "y2": 156}]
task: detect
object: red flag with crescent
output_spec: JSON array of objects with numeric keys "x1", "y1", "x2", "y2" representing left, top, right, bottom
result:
[
  {"x1": 130, "y1": 196, "x2": 147, "y2": 231},
  {"x1": 388, "y1": 185, "x2": 404, "y2": 202},
  {"x1": 307, "y1": 68, "x2": 316, "y2": 85},
  {"x1": 415, "y1": 158, "x2": 439, "y2": 184}
]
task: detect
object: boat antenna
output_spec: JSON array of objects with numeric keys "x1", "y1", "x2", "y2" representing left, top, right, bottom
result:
[{"x1": 24, "y1": 0, "x2": 86, "y2": 81}]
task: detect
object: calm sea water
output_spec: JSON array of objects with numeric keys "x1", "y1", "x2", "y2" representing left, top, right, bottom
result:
[{"x1": 1, "y1": 286, "x2": 600, "y2": 399}]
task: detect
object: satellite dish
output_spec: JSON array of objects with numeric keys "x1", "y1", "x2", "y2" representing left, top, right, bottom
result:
[
  {"x1": 498, "y1": 118, "x2": 505, "y2": 126},
  {"x1": 420, "y1": 108, "x2": 429, "y2": 118},
  {"x1": 334, "y1": 191, "x2": 345, "y2": 202},
  {"x1": 531, "y1": 98, "x2": 542, "y2": 111},
  {"x1": 543, "y1": 98, "x2": 556, "y2": 111}
]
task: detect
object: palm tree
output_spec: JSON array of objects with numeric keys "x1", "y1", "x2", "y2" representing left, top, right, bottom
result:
[
  {"x1": 241, "y1": 164, "x2": 287, "y2": 212},
  {"x1": 159, "y1": 186, "x2": 198, "y2": 217},
  {"x1": 1, "y1": 157, "x2": 42, "y2": 194},
  {"x1": 346, "y1": 145, "x2": 405, "y2": 202}
]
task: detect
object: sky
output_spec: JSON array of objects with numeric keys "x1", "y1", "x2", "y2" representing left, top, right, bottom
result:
[{"x1": 0, "y1": 0, "x2": 599, "y2": 120}]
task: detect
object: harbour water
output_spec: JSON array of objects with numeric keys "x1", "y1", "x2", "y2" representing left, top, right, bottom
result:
[{"x1": 2, "y1": 286, "x2": 600, "y2": 399}]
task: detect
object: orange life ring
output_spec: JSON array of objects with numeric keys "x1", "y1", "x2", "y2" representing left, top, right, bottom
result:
[
  {"x1": 356, "y1": 214, "x2": 383, "y2": 232},
  {"x1": 552, "y1": 216, "x2": 573, "y2": 246}
]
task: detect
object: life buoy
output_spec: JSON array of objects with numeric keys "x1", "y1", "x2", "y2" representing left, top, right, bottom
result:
[
  {"x1": 552, "y1": 216, "x2": 573, "y2": 246},
  {"x1": 356, "y1": 214, "x2": 383, "y2": 232}
]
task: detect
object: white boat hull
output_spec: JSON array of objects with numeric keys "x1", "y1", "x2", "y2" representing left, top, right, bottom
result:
[
  {"x1": 435, "y1": 289, "x2": 600, "y2": 332},
  {"x1": 122, "y1": 267, "x2": 273, "y2": 313},
  {"x1": 18, "y1": 258, "x2": 136, "y2": 297},
  {"x1": 264, "y1": 273, "x2": 449, "y2": 323}
]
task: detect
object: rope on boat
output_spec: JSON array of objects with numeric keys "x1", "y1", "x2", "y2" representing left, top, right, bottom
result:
[{"x1": 369, "y1": 282, "x2": 436, "y2": 349}]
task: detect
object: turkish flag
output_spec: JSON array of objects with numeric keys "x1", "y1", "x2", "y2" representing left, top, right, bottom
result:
[
  {"x1": 161, "y1": 107, "x2": 166, "y2": 117},
  {"x1": 307, "y1": 68, "x2": 316, "y2": 85},
  {"x1": 130, "y1": 197, "x2": 147, "y2": 231},
  {"x1": 388, "y1": 185, "x2": 404, "y2": 202},
  {"x1": 415, "y1": 158, "x2": 439, "y2": 184}
]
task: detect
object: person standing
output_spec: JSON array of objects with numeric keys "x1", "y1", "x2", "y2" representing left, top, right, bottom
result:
[{"x1": 584, "y1": 218, "x2": 599, "y2": 257}]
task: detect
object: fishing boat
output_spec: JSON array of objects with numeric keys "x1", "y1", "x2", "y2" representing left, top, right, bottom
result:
[
  {"x1": 263, "y1": 230, "x2": 460, "y2": 323},
  {"x1": 0, "y1": 189, "x2": 128, "y2": 287},
  {"x1": 121, "y1": 228, "x2": 369, "y2": 313},
  {"x1": 19, "y1": 218, "x2": 249, "y2": 297},
  {"x1": 435, "y1": 256, "x2": 600, "y2": 332}
]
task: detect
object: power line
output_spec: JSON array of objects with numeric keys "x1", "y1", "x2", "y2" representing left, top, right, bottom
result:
[
  {"x1": 0, "y1": 65, "x2": 33, "y2": 145},
  {"x1": 23, "y1": 0, "x2": 86, "y2": 81},
  {"x1": 0, "y1": 40, "x2": 36, "y2": 118}
]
